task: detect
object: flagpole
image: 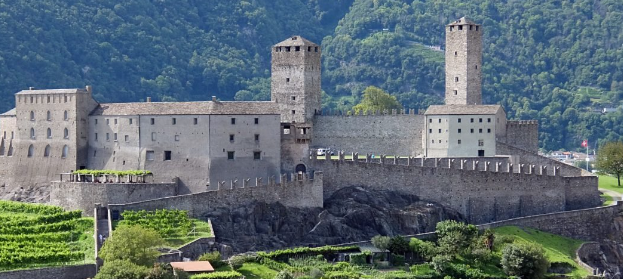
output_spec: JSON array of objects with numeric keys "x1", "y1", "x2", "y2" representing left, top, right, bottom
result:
[{"x1": 586, "y1": 139, "x2": 589, "y2": 171}]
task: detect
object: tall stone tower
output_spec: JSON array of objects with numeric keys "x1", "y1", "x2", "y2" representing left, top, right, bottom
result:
[
  {"x1": 445, "y1": 17, "x2": 482, "y2": 105},
  {"x1": 271, "y1": 36, "x2": 321, "y2": 123}
]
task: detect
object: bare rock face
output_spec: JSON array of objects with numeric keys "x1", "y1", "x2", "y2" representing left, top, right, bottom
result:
[
  {"x1": 202, "y1": 186, "x2": 463, "y2": 253},
  {"x1": 0, "y1": 184, "x2": 50, "y2": 203}
]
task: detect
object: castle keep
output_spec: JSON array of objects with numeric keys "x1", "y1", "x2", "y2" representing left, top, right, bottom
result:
[{"x1": 0, "y1": 18, "x2": 600, "y2": 223}]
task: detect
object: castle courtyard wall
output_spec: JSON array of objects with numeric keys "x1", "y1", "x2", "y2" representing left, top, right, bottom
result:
[{"x1": 313, "y1": 112, "x2": 424, "y2": 156}]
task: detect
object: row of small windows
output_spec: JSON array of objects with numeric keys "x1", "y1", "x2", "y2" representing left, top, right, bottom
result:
[
  {"x1": 30, "y1": 128, "x2": 69, "y2": 139},
  {"x1": 275, "y1": 46, "x2": 319, "y2": 52},
  {"x1": 428, "y1": 118, "x2": 492, "y2": 123},
  {"x1": 95, "y1": 117, "x2": 260, "y2": 126},
  {"x1": 227, "y1": 151, "x2": 262, "y2": 160},
  {"x1": 19, "y1": 95, "x2": 71, "y2": 104},
  {"x1": 141, "y1": 150, "x2": 263, "y2": 161},
  {"x1": 229, "y1": 134, "x2": 260, "y2": 142},
  {"x1": 449, "y1": 25, "x2": 479, "y2": 31},
  {"x1": 26, "y1": 144, "x2": 69, "y2": 158},
  {"x1": 30, "y1": 111, "x2": 69, "y2": 121},
  {"x1": 429, "y1": 128, "x2": 491, "y2": 134},
  {"x1": 430, "y1": 139, "x2": 484, "y2": 146}
]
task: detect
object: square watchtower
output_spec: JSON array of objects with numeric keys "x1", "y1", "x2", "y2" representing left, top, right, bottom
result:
[{"x1": 445, "y1": 17, "x2": 482, "y2": 105}]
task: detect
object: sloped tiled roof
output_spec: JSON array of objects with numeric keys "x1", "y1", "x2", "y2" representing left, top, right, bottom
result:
[
  {"x1": 274, "y1": 36, "x2": 318, "y2": 47},
  {"x1": 425, "y1": 105, "x2": 502, "y2": 115},
  {"x1": 0, "y1": 108, "x2": 16, "y2": 116},
  {"x1": 448, "y1": 17, "x2": 479, "y2": 26},
  {"x1": 16, "y1": 89, "x2": 84, "y2": 95},
  {"x1": 170, "y1": 261, "x2": 214, "y2": 273},
  {"x1": 90, "y1": 101, "x2": 279, "y2": 116}
]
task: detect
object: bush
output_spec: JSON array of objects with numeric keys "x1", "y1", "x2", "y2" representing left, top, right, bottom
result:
[
  {"x1": 274, "y1": 270, "x2": 294, "y2": 279},
  {"x1": 94, "y1": 260, "x2": 150, "y2": 279},
  {"x1": 435, "y1": 220, "x2": 478, "y2": 255},
  {"x1": 190, "y1": 271, "x2": 242, "y2": 279},
  {"x1": 310, "y1": 268, "x2": 324, "y2": 279},
  {"x1": 323, "y1": 271, "x2": 360, "y2": 279},
  {"x1": 430, "y1": 255, "x2": 452, "y2": 273},
  {"x1": 388, "y1": 236, "x2": 410, "y2": 255},
  {"x1": 372, "y1": 235, "x2": 391, "y2": 251},
  {"x1": 198, "y1": 251, "x2": 226, "y2": 268},
  {"x1": 228, "y1": 254, "x2": 256, "y2": 269},
  {"x1": 390, "y1": 254, "x2": 405, "y2": 266},
  {"x1": 349, "y1": 251, "x2": 370, "y2": 265},
  {"x1": 501, "y1": 242, "x2": 549, "y2": 279},
  {"x1": 409, "y1": 238, "x2": 436, "y2": 261}
]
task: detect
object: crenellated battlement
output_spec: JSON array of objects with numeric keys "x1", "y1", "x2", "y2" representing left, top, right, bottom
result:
[
  {"x1": 506, "y1": 120, "x2": 538, "y2": 125},
  {"x1": 316, "y1": 108, "x2": 424, "y2": 117},
  {"x1": 215, "y1": 171, "x2": 317, "y2": 190}
]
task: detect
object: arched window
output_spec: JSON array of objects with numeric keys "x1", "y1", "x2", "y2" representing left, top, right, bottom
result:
[
  {"x1": 44, "y1": 145, "x2": 51, "y2": 157},
  {"x1": 47, "y1": 128, "x2": 52, "y2": 139},
  {"x1": 64, "y1": 111, "x2": 68, "y2": 121},
  {"x1": 30, "y1": 111, "x2": 35, "y2": 121},
  {"x1": 30, "y1": 128, "x2": 35, "y2": 139},
  {"x1": 61, "y1": 145, "x2": 68, "y2": 158},
  {"x1": 46, "y1": 111, "x2": 51, "y2": 121},
  {"x1": 64, "y1": 128, "x2": 69, "y2": 139},
  {"x1": 27, "y1": 144, "x2": 34, "y2": 157}
]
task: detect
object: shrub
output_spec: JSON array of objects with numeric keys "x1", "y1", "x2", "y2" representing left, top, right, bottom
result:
[
  {"x1": 390, "y1": 254, "x2": 405, "y2": 266},
  {"x1": 409, "y1": 238, "x2": 436, "y2": 261},
  {"x1": 198, "y1": 251, "x2": 226, "y2": 268},
  {"x1": 501, "y1": 242, "x2": 549, "y2": 279},
  {"x1": 190, "y1": 271, "x2": 243, "y2": 279},
  {"x1": 430, "y1": 255, "x2": 452, "y2": 273},
  {"x1": 388, "y1": 236, "x2": 410, "y2": 255},
  {"x1": 94, "y1": 260, "x2": 150, "y2": 279},
  {"x1": 349, "y1": 251, "x2": 370, "y2": 265},
  {"x1": 228, "y1": 254, "x2": 256, "y2": 269},
  {"x1": 273, "y1": 270, "x2": 294, "y2": 279},
  {"x1": 435, "y1": 220, "x2": 478, "y2": 255},
  {"x1": 323, "y1": 271, "x2": 360, "y2": 279},
  {"x1": 310, "y1": 268, "x2": 324, "y2": 279},
  {"x1": 372, "y1": 235, "x2": 391, "y2": 251}
]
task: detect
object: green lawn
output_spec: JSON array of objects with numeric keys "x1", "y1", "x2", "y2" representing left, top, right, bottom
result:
[
  {"x1": 599, "y1": 174, "x2": 623, "y2": 193},
  {"x1": 237, "y1": 263, "x2": 278, "y2": 279},
  {"x1": 165, "y1": 219, "x2": 213, "y2": 248},
  {"x1": 494, "y1": 226, "x2": 588, "y2": 277},
  {"x1": 601, "y1": 193, "x2": 615, "y2": 206}
]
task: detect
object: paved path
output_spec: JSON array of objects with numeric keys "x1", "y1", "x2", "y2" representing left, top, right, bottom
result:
[
  {"x1": 599, "y1": 188, "x2": 623, "y2": 204},
  {"x1": 96, "y1": 219, "x2": 110, "y2": 250}
]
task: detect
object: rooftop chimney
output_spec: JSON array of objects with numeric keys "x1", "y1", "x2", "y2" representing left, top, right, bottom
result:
[
  {"x1": 212, "y1": 96, "x2": 217, "y2": 102},
  {"x1": 85, "y1": 85, "x2": 92, "y2": 94},
  {"x1": 29, "y1": 87, "x2": 35, "y2": 90},
  {"x1": 146, "y1": 97, "x2": 152, "y2": 103}
]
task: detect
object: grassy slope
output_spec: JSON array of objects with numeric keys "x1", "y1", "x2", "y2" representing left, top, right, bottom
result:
[
  {"x1": 494, "y1": 226, "x2": 588, "y2": 277},
  {"x1": 237, "y1": 263, "x2": 278, "y2": 279},
  {"x1": 599, "y1": 174, "x2": 622, "y2": 193}
]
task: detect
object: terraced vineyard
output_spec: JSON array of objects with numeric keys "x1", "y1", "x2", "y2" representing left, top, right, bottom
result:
[{"x1": 0, "y1": 201, "x2": 94, "y2": 270}]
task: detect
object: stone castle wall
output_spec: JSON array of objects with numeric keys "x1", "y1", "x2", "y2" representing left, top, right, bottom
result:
[
  {"x1": 313, "y1": 110, "x2": 424, "y2": 156},
  {"x1": 0, "y1": 264, "x2": 96, "y2": 279},
  {"x1": 496, "y1": 141, "x2": 583, "y2": 177},
  {"x1": 108, "y1": 172, "x2": 323, "y2": 217},
  {"x1": 504, "y1": 120, "x2": 539, "y2": 153},
  {"x1": 50, "y1": 181, "x2": 178, "y2": 216},
  {"x1": 312, "y1": 156, "x2": 600, "y2": 224}
]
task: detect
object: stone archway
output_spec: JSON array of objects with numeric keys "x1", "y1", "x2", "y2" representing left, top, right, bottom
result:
[{"x1": 295, "y1": 164, "x2": 306, "y2": 173}]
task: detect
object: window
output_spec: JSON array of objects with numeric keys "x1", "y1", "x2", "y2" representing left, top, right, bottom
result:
[
  {"x1": 227, "y1": 151, "x2": 235, "y2": 160},
  {"x1": 146, "y1": 151, "x2": 154, "y2": 161},
  {"x1": 11, "y1": 131, "x2": 13, "y2": 139},
  {"x1": 431, "y1": 140, "x2": 434, "y2": 144},
  {"x1": 438, "y1": 140, "x2": 441, "y2": 143},
  {"x1": 487, "y1": 128, "x2": 491, "y2": 133},
  {"x1": 47, "y1": 128, "x2": 52, "y2": 139},
  {"x1": 164, "y1": 151, "x2": 172, "y2": 161},
  {"x1": 254, "y1": 151, "x2": 261, "y2": 160},
  {"x1": 64, "y1": 128, "x2": 68, "y2": 139},
  {"x1": 229, "y1": 134, "x2": 235, "y2": 142},
  {"x1": 114, "y1": 133, "x2": 118, "y2": 141},
  {"x1": 487, "y1": 118, "x2": 491, "y2": 123},
  {"x1": 295, "y1": 46, "x2": 300, "y2": 51},
  {"x1": 438, "y1": 119, "x2": 441, "y2": 123},
  {"x1": 479, "y1": 118, "x2": 483, "y2": 123},
  {"x1": 172, "y1": 118, "x2": 176, "y2": 125},
  {"x1": 292, "y1": 110, "x2": 296, "y2": 114},
  {"x1": 62, "y1": 145, "x2": 68, "y2": 158},
  {"x1": 194, "y1": 118, "x2": 198, "y2": 125},
  {"x1": 114, "y1": 119, "x2": 118, "y2": 125},
  {"x1": 231, "y1": 118, "x2": 236, "y2": 125},
  {"x1": 46, "y1": 111, "x2": 51, "y2": 121},
  {"x1": 470, "y1": 129, "x2": 474, "y2": 133},
  {"x1": 95, "y1": 119, "x2": 98, "y2": 125},
  {"x1": 308, "y1": 46, "x2": 311, "y2": 52},
  {"x1": 150, "y1": 118, "x2": 155, "y2": 125},
  {"x1": 129, "y1": 118, "x2": 133, "y2": 125},
  {"x1": 438, "y1": 129, "x2": 442, "y2": 133},
  {"x1": 47, "y1": 96, "x2": 50, "y2": 103},
  {"x1": 458, "y1": 118, "x2": 462, "y2": 123},
  {"x1": 458, "y1": 129, "x2": 462, "y2": 133},
  {"x1": 106, "y1": 133, "x2": 110, "y2": 141},
  {"x1": 458, "y1": 140, "x2": 462, "y2": 144},
  {"x1": 125, "y1": 135, "x2": 129, "y2": 142},
  {"x1": 95, "y1": 133, "x2": 98, "y2": 141},
  {"x1": 470, "y1": 118, "x2": 474, "y2": 123},
  {"x1": 454, "y1": 51, "x2": 458, "y2": 56},
  {"x1": 478, "y1": 140, "x2": 484, "y2": 146},
  {"x1": 283, "y1": 125, "x2": 291, "y2": 134},
  {"x1": 459, "y1": 25, "x2": 463, "y2": 30},
  {"x1": 151, "y1": 132, "x2": 156, "y2": 141},
  {"x1": 106, "y1": 119, "x2": 109, "y2": 125},
  {"x1": 64, "y1": 95, "x2": 67, "y2": 103},
  {"x1": 30, "y1": 96, "x2": 33, "y2": 103},
  {"x1": 315, "y1": 47, "x2": 318, "y2": 52},
  {"x1": 64, "y1": 111, "x2": 68, "y2": 121},
  {"x1": 254, "y1": 118, "x2": 259, "y2": 124},
  {"x1": 30, "y1": 128, "x2": 35, "y2": 139},
  {"x1": 286, "y1": 78, "x2": 290, "y2": 83},
  {"x1": 453, "y1": 90, "x2": 458, "y2": 95},
  {"x1": 255, "y1": 134, "x2": 260, "y2": 142},
  {"x1": 429, "y1": 119, "x2": 432, "y2": 123},
  {"x1": 93, "y1": 150, "x2": 97, "y2": 157},
  {"x1": 479, "y1": 129, "x2": 483, "y2": 133},
  {"x1": 27, "y1": 144, "x2": 34, "y2": 157},
  {"x1": 291, "y1": 96, "x2": 296, "y2": 101},
  {"x1": 455, "y1": 77, "x2": 459, "y2": 82},
  {"x1": 30, "y1": 111, "x2": 35, "y2": 121},
  {"x1": 175, "y1": 135, "x2": 179, "y2": 141},
  {"x1": 44, "y1": 145, "x2": 51, "y2": 157},
  {"x1": 429, "y1": 129, "x2": 432, "y2": 134}
]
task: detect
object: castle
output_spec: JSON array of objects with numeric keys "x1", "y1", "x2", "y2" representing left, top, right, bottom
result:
[{"x1": 0, "y1": 18, "x2": 600, "y2": 223}]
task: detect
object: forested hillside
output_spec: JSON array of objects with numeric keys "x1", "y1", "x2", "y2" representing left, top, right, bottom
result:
[{"x1": 1, "y1": 0, "x2": 622, "y2": 151}]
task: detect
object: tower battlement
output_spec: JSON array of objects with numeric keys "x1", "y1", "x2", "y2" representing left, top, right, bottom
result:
[{"x1": 445, "y1": 17, "x2": 483, "y2": 105}]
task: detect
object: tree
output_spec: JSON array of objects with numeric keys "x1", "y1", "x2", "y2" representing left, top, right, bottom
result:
[
  {"x1": 198, "y1": 251, "x2": 226, "y2": 268},
  {"x1": 435, "y1": 220, "x2": 478, "y2": 256},
  {"x1": 501, "y1": 242, "x2": 549, "y2": 279},
  {"x1": 388, "y1": 235, "x2": 410, "y2": 255},
  {"x1": 409, "y1": 238, "x2": 436, "y2": 260},
  {"x1": 274, "y1": 270, "x2": 294, "y2": 279},
  {"x1": 352, "y1": 86, "x2": 402, "y2": 114},
  {"x1": 99, "y1": 225, "x2": 165, "y2": 267},
  {"x1": 94, "y1": 260, "x2": 150, "y2": 279},
  {"x1": 371, "y1": 235, "x2": 391, "y2": 251},
  {"x1": 596, "y1": 141, "x2": 623, "y2": 186}
]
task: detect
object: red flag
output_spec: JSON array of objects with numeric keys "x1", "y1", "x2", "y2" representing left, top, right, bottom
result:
[{"x1": 581, "y1": 140, "x2": 588, "y2": 148}]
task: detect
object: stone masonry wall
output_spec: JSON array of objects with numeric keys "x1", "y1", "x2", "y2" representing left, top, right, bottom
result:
[
  {"x1": 497, "y1": 141, "x2": 584, "y2": 176},
  {"x1": 313, "y1": 157, "x2": 600, "y2": 224},
  {"x1": 50, "y1": 181, "x2": 178, "y2": 216},
  {"x1": 313, "y1": 111, "x2": 424, "y2": 156},
  {"x1": 504, "y1": 121, "x2": 539, "y2": 153},
  {"x1": 108, "y1": 172, "x2": 323, "y2": 217},
  {"x1": 0, "y1": 264, "x2": 96, "y2": 279}
]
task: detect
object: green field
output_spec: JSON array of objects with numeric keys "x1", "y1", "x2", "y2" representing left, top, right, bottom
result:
[
  {"x1": 602, "y1": 193, "x2": 615, "y2": 206},
  {"x1": 0, "y1": 201, "x2": 94, "y2": 271},
  {"x1": 599, "y1": 174, "x2": 623, "y2": 193}
]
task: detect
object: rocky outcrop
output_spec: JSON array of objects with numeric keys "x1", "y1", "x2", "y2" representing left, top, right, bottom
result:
[{"x1": 202, "y1": 186, "x2": 462, "y2": 252}]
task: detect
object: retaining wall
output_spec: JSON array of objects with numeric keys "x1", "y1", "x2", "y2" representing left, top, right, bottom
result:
[{"x1": 0, "y1": 264, "x2": 96, "y2": 279}]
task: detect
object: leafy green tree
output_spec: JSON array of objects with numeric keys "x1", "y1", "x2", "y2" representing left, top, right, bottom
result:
[
  {"x1": 352, "y1": 86, "x2": 402, "y2": 114},
  {"x1": 371, "y1": 235, "x2": 391, "y2": 251},
  {"x1": 274, "y1": 270, "x2": 294, "y2": 279},
  {"x1": 409, "y1": 238, "x2": 436, "y2": 260},
  {"x1": 388, "y1": 235, "x2": 409, "y2": 255},
  {"x1": 94, "y1": 260, "x2": 150, "y2": 279},
  {"x1": 435, "y1": 220, "x2": 478, "y2": 256},
  {"x1": 596, "y1": 141, "x2": 623, "y2": 186},
  {"x1": 501, "y1": 242, "x2": 549, "y2": 279},
  {"x1": 99, "y1": 225, "x2": 164, "y2": 267},
  {"x1": 198, "y1": 251, "x2": 226, "y2": 268}
]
